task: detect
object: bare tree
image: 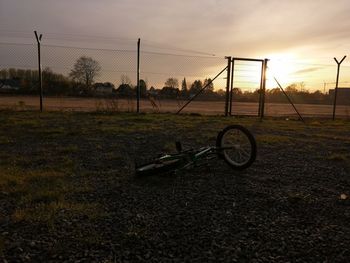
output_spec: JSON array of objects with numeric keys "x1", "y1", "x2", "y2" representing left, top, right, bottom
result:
[
  {"x1": 120, "y1": 74, "x2": 132, "y2": 85},
  {"x1": 164, "y1": 77, "x2": 179, "y2": 89},
  {"x1": 69, "y1": 56, "x2": 101, "y2": 92}
]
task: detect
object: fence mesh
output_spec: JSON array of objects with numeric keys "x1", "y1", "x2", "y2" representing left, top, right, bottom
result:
[
  {"x1": 1, "y1": 38, "x2": 350, "y2": 118},
  {"x1": 42, "y1": 44, "x2": 136, "y2": 84},
  {"x1": 0, "y1": 43, "x2": 37, "y2": 70}
]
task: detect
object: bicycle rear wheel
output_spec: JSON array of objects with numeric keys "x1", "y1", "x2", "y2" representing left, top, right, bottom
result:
[
  {"x1": 135, "y1": 158, "x2": 182, "y2": 176},
  {"x1": 216, "y1": 125, "x2": 256, "y2": 170}
]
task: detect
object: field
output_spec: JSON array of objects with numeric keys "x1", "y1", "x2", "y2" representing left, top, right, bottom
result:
[
  {"x1": 0, "y1": 110, "x2": 350, "y2": 262},
  {"x1": 1, "y1": 95, "x2": 350, "y2": 117}
]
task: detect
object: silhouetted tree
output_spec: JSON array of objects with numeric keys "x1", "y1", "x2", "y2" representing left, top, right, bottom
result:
[
  {"x1": 181, "y1": 77, "x2": 188, "y2": 96},
  {"x1": 0, "y1": 69, "x2": 8, "y2": 79},
  {"x1": 120, "y1": 74, "x2": 132, "y2": 85},
  {"x1": 285, "y1": 84, "x2": 298, "y2": 94},
  {"x1": 160, "y1": 86, "x2": 180, "y2": 98},
  {"x1": 139, "y1": 79, "x2": 147, "y2": 97},
  {"x1": 164, "y1": 77, "x2": 179, "y2": 89},
  {"x1": 43, "y1": 67, "x2": 71, "y2": 95},
  {"x1": 69, "y1": 56, "x2": 101, "y2": 93},
  {"x1": 203, "y1": 78, "x2": 214, "y2": 94},
  {"x1": 117, "y1": 83, "x2": 134, "y2": 97},
  {"x1": 189, "y1": 80, "x2": 202, "y2": 95},
  {"x1": 232, "y1": 87, "x2": 242, "y2": 95},
  {"x1": 8, "y1": 68, "x2": 17, "y2": 78}
]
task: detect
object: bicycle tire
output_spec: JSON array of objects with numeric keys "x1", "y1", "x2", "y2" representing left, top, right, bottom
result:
[
  {"x1": 135, "y1": 158, "x2": 182, "y2": 176},
  {"x1": 216, "y1": 125, "x2": 257, "y2": 170}
]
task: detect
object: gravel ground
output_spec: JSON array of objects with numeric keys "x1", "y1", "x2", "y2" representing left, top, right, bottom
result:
[{"x1": 0, "y1": 112, "x2": 349, "y2": 262}]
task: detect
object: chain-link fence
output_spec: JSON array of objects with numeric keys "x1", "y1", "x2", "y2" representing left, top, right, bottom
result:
[
  {"x1": 1, "y1": 39, "x2": 350, "y2": 118},
  {"x1": 0, "y1": 40, "x2": 228, "y2": 114}
]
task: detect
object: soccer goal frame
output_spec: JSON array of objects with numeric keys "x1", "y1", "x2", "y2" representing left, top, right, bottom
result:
[{"x1": 224, "y1": 57, "x2": 268, "y2": 118}]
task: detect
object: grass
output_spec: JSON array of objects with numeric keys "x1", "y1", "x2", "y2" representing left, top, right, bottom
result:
[
  {"x1": 256, "y1": 134, "x2": 292, "y2": 145},
  {"x1": 0, "y1": 235, "x2": 3, "y2": 256},
  {"x1": 0, "y1": 109, "x2": 349, "y2": 262},
  {"x1": 327, "y1": 153, "x2": 349, "y2": 162},
  {"x1": 0, "y1": 135, "x2": 13, "y2": 144},
  {"x1": 1, "y1": 166, "x2": 100, "y2": 226},
  {"x1": 11, "y1": 201, "x2": 102, "y2": 224},
  {"x1": 0, "y1": 110, "x2": 349, "y2": 228}
]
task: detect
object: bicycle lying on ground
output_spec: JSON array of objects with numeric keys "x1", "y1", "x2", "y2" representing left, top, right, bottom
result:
[{"x1": 135, "y1": 125, "x2": 257, "y2": 176}]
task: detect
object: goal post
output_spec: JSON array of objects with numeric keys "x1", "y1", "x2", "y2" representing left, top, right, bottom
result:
[{"x1": 226, "y1": 57, "x2": 268, "y2": 118}]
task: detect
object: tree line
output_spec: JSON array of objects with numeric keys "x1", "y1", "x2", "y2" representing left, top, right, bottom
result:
[{"x1": 0, "y1": 56, "x2": 339, "y2": 105}]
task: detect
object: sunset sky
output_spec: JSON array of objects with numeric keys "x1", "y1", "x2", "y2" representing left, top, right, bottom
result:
[{"x1": 1, "y1": 0, "x2": 350, "y2": 91}]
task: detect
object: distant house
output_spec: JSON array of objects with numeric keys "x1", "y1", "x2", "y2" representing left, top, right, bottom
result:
[
  {"x1": 0, "y1": 79, "x2": 21, "y2": 92},
  {"x1": 93, "y1": 82, "x2": 115, "y2": 95},
  {"x1": 329, "y1": 87, "x2": 350, "y2": 105}
]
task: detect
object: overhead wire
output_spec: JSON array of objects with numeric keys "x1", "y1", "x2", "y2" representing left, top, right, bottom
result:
[
  {"x1": 0, "y1": 30, "x2": 219, "y2": 58},
  {"x1": 2, "y1": 33, "x2": 350, "y2": 90}
]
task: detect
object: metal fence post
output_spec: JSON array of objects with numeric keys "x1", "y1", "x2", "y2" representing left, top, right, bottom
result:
[
  {"x1": 229, "y1": 59, "x2": 235, "y2": 116},
  {"x1": 332, "y1": 56, "x2": 346, "y2": 120},
  {"x1": 136, "y1": 38, "x2": 140, "y2": 113},
  {"x1": 260, "y1": 59, "x2": 268, "y2": 119},
  {"x1": 34, "y1": 31, "x2": 43, "y2": 112},
  {"x1": 258, "y1": 60, "x2": 264, "y2": 117},
  {"x1": 224, "y1": 56, "x2": 231, "y2": 117}
]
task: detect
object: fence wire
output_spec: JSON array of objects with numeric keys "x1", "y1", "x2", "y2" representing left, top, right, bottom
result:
[{"x1": 0, "y1": 39, "x2": 350, "y2": 117}]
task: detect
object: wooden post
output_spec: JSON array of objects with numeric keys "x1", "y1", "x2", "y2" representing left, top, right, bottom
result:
[
  {"x1": 333, "y1": 56, "x2": 346, "y2": 120},
  {"x1": 34, "y1": 31, "x2": 43, "y2": 112}
]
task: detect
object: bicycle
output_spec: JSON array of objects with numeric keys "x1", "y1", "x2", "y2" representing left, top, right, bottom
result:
[{"x1": 135, "y1": 125, "x2": 257, "y2": 176}]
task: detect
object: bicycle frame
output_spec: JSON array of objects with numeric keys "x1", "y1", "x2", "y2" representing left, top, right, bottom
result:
[
  {"x1": 135, "y1": 124, "x2": 257, "y2": 176},
  {"x1": 158, "y1": 145, "x2": 234, "y2": 171}
]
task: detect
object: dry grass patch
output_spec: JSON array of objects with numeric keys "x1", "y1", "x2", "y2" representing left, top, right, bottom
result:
[
  {"x1": 327, "y1": 153, "x2": 349, "y2": 162},
  {"x1": 11, "y1": 201, "x2": 102, "y2": 224},
  {"x1": 256, "y1": 134, "x2": 292, "y2": 145}
]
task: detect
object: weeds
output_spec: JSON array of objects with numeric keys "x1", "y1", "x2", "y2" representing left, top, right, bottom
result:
[{"x1": 95, "y1": 97, "x2": 120, "y2": 112}]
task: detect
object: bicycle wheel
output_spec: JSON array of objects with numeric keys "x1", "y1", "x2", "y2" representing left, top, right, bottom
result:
[
  {"x1": 216, "y1": 125, "x2": 257, "y2": 170},
  {"x1": 135, "y1": 158, "x2": 182, "y2": 176}
]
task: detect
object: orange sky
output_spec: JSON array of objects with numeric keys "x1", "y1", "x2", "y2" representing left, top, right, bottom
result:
[{"x1": 1, "y1": 0, "x2": 350, "y2": 92}]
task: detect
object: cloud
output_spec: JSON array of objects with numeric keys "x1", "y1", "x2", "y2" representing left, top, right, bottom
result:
[
  {"x1": 293, "y1": 67, "x2": 323, "y2": 75},
  {"x1": 2, "y1": 0, "x2": 350, "y2": 90},
  {"x1": 2, "y1": 0, "x2": 350, "y2": 55}
]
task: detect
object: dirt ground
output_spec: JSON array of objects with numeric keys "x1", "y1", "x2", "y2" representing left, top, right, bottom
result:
[
  {"x1": 0, "y1": 111, "x2": 349, "y2": 262},
  {"x1": 1, "y1": 95, "x2": 350, "y2": 118}
]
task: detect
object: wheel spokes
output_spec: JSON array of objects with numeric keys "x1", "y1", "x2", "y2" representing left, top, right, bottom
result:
[{"x1": 222, "y1": 130, "x2": 252, "y2": 165}]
